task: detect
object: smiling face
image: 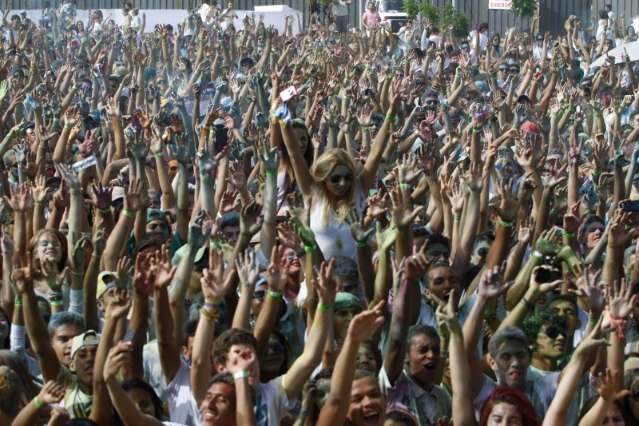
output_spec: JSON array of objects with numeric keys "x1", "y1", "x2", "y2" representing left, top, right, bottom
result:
[
  {"x1": 489, "y1": 340, "x2": 530, "y2": 389},
  {"x1": 36, "y1": 231, "x2": 62, "y2": 264},
  {"x1": 487, "y1": 402, "x2": 523, "y2": 426},
  {"x1": 534, "y1": 324, "x2": 567, "y2": 361},
  {"x1": 325, "y1": 164, "x2": 353, "y2": 198},
  {"x1": 347, "y1": 376, "x2": 386, "y2": 426},
  {"x1": 407, "y1": 332, "x2": 441, "y2": 386},
  {"x1": 585, "y1": 221, "x2": 605, "y2": 249},
  {"x1": 200, "y1": 382, "x2": 236, "y2": 426}
]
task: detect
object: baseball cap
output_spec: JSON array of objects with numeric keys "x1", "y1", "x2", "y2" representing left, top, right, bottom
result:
[
  {"x1": 335, "y1": 292, "x2": 362, "y2": 313},
  {"x1": 70, "y1": 330, "x2": 101, "y2": 362},
  {"x1": 96, "y1": 271, "x2": 118, "y2": 300}
]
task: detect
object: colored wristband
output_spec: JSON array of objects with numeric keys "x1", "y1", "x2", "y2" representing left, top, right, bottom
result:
[
  {"x1": 472, "y1": 126, "x2": 482, "y2": 133},
  {"x1": 385, "y1": 113, "x2": 397, "y2": 122},
  {"x1": 14, "y1": 297, "x2": 22, "y2": 307},
  {"x1": 562, "y1": 230, "x2": 574, "y2": 238},
  {"x1": 357, "y1": 239, "x2": 368, "y2": 248},
  {"x1": 268, "y1": 290, "x2": 282, "y2": 299},
  {"x1": 318, "y1": 302, "x2": 332, "y2": 312},
  {"x1": 99, "y1": 207, "x2": 111, "y2": 213},
  {"x1": 50, "y1": 300, "x2": 64, "y2": 307},
  {"x1": 497, "y1": 219, "x2": 512, "y2": 227},
  {"x1": 265, "y1": 170, "x2": 276, "y2": 177},
  {"x1": 531, "y1": 250, "x2": 543, "y2": 259},
  {"x1": 33, "y1": 396, "x2": 45, "y2": 409},
  {"x1": 399, "y1": 183, "x2": 410, "y2": 191},
  {"x1": 122, "y1": 209, "x2": 135, "y2": 219},
  {"x1": 233, "y1": 370, "x2": 250, "y2": 380},
  {"x1": 64, "y1": 123, "x2": 73, "y2": 130},
  {"x1": 303, "y1": 244, "x2": 316, "y2": 254},
  {"x1": 153, "y1": 152, "x2": 164, "y2": 158}
]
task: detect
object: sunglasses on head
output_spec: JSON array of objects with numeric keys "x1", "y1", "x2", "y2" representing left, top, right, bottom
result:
[
  {"x1": 330, "y1": 173, "x2": 352, "y2": 184},
  {"x1": 544, "y1": 326, "x2": 566, "y2": 339}
]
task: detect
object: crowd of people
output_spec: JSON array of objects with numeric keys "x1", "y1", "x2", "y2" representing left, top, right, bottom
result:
[{"x1": 1, "y1": 1, "x2": 639, "y2": 425}]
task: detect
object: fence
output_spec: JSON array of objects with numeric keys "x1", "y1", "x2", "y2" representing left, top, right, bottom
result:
[{"x1": 3, "y1": 0, "x2": 598, "y2": 35}]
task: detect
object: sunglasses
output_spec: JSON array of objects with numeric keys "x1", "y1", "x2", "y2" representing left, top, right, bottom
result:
[
  {"x1": 330, "y1": 173, "x2": 352, "y2": 184},
  {"x1": 425, "y1": 99, "x2": 439, "y2": 106},
  {"x1": 544, "y1": 326, "x2": 566, "y2": 339}
]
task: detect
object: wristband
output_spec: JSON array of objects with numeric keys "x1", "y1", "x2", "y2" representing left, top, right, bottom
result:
[
  {"x1": 48, "y1": 290, "x2": 63, "y2": 302},
  {"x1": 14, "y1": 298, "x2": 22, "y2": 307},
  {"x1": 318, "y1": 302, "x2": 332, "y2": 312},
  {"x1": 268, "y1": 290, "x2": 282, "y2": 299},
  {"x1": 399, "y1": 183, "x2": 410, "y2": 191},
  {"x1": 588, "y1": 315, "x2": 600, "y2": 326},
  {"x1": 304, "y1": 244, "x2": 316, "y2": 254},
  {"x1": 357, "y1": 239, "x2": 368, "y2": 248},
  {"x1": 233, "y1": 370, "x2": 250, "y2": 380},
  {"x1": 33, "y1": 396, "x2": 45, "y2": 410},
  {"x1": 64, "y1": 123, "x2": 73, "y2": 130},
  {"x1": 453, "y1": 214, "x2": 461, "y2": 222},
  {"x1": 531, "y1": 250, "x2": 543, "y2": 259},
  {"x1": 99, "y1": 207, "x2": 111, "y2": 213},
  {"x1": 50, "y1": 300, "x2": 64, "y2": 307},
  {"x1": 472, "y1": 126, "x2": 482, "y2": 133},
  {"x1": 122, "y1": 209, "x2": 135, "y2": 219},
  {"x1": 562, "y1": 230, "x2": 574, "y2": 238},
  {"x1": 265, "y1": 170, "x2": 276, "y2": 177},
  {"x1": 360, "y1": 125, "x2": 370, "y2": 130},
  {"x1": 385, "y1": 113, "x2": 397, "y2": 122},
  {"x1": 200, "y1": 306, "x2": 218, "y2": 321},
  {"x1": 153, "y1": 152, "x2": 164, "y2": 158},
  {"x1": 497, "y1": 219, "x2": 512, "y2": 228}
]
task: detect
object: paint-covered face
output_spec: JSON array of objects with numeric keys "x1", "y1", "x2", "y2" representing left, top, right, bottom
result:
[
  {"x1": 490, "y1": 340, "x2": 530, "y2": 388},
  {"x1": 51, "y1": 324, "x2": 82, "y2": 367},
  {"x1": 325, "y1": 164, "x2": 353, "y2": 198}
]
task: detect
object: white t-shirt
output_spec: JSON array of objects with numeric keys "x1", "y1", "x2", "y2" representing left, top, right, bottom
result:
[
  {"x1": 309, "y1": 183, "x2": 365, "y2": 261},
  {"x1": 166, "y1": 360, "x2": 200, "y2": 426}
]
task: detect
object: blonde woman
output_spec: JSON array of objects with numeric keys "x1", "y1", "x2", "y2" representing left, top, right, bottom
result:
[{"x1": 278, "y1": 95, "x2": 398, "y2": 260}]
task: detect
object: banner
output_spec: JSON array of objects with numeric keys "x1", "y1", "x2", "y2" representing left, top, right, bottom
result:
[{"x1": 488, "y1": 0, "x2": 512, "y2": 9}]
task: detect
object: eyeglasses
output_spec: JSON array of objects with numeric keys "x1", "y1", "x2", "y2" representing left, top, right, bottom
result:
[
  {"x1": 544, "y1": 326, "x2": 566, "y2": 339},
  {"x1": 330, "y1": 173, "x2": 352, "y2": 184}
]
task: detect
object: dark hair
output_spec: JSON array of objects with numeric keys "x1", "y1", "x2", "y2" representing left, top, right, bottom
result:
[
  {"x1": 521, "y1": 308, "x2": 567, "y2": 345},
  {"x1": 209, "y1": 372, "x2": 234, "y2": 387},
  {"x1": 121, "y1": 379, "x2": 164, "y2": 419},
  {"x1": 479, "y1": 387, "x2": 540, "y2": 426},
  {"x1": 424, "y1": 234, "x2": 451, "y2": 253},
  {"x1": 48, "y1": 311, "x2": 86, "y2": 336},
  {"x1": 488, "y1": 326, "x2": 529, "y2": 358},
  {"x1": 407, "y1": 325, "x2": 440, "y2": 349},
  {"x1": 184, "y1": 318, "x2": 199, "y2": 345},
  {"x1": 213, "y1": 328, "x2": 258, "y2": 367}
]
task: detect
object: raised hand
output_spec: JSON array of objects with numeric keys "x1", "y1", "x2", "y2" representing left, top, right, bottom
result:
[
  {"x1": 133, "y1": 251, "x2": 155, "y2": 298},
  {"x1": 37, "y1": 380, "x2": 66, "y2": 405},
  {"x1": 103, "y1": 341, "x2": 133, "y2": 382},
  {"x1": 239, "y1": 201, "x2": 262, "y2": 237},
  {"x1": 5, "y1": 184, "x2": 33, "y2": 212},
  {"x1": 348, "y1": 212, "x2": 374, "y2": 246},
  {"x1": 124, "y1": 179, "x2": 150, "y2": 212},
  {"x1": 593, "y1": 368, "x2": 629, "y2": 402},
  {"x1": 317, "y1": 258, "x2": 337, "y2": 305},
  {"x1": 150, "y1": 246, "x2": 176, "y2": 290},
  {"x1": 389, "y1": 187, "x2": 423, "y2": 228},
  {"x1": 347, "y1": 300, "x2": 385, "y2": 343},
  {"x1": 528, "y1": 265, "x2": 563, "y2": 298},
  {"x1": 494, "y1": 180, "x2": 518, "y2": 222},
  {"x1": 88, "y1": 183, "x2": 113, "y2": 211},
  {"x1": 189, "y1": 212, "x2": 212, "y2": 249},
  {"x1": 105, "y1": 288, "x2": 131, "y2": 320},
  {"x1": 290, "y1": 216, "x2": 317, "y2": 249},
  {"x1": 56, "y1": 164, "x2": 81, "y2": 193},
  {"x1": 572, "y1": 267, "x2": 605, "y2": 316},
  {"x1": 116, "y1": 256, "x2": 133, "y2": 288},
  {"x1": 477, "y1": 266, "x2": 509, "y2": 301},
  {"x1": 435, "y1": 289, "x2": 461, "y2": 334},
  {"x1": 33, "y1": 175, "x2": 49, "y2": 204},
  {"x1": 236, "y1": 248, "x2": 259, "y2": 290},
  {"x1": 267, "y1": 245, "x2": 289, "y2": 294},
  {"x1": 535, "y1": 227, "x2": 563, "y2": 257},
  {"x1": 201, "y1": 249, "x2": 229, "y2": 303},
  {"x1": 606, "y1": 278, "x2": 636, "y2": 319}
]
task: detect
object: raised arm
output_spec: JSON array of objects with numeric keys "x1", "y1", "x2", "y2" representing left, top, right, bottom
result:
[
  {"x1": 317, "y1": 301, "x2": 385, "y2": 426},
  {"x1": 279, "y1": 119, "x2": 313, "y2": 198},
  {"x1": 282, "y1": 258, "x2": 337, "y2": 398}
]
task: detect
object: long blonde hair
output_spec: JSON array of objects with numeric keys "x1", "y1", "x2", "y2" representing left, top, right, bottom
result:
[{"x1": 310, "y1": 148, "x2": 359, "y2": 224}]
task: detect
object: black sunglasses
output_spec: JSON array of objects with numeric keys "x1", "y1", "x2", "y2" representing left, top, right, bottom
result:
[
  {"x1": 330, "y1": 173, "x2": 352, "y2": 184},
  {"x1": 544, "y1": 326, "x2": 566, "y2": 339}
]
